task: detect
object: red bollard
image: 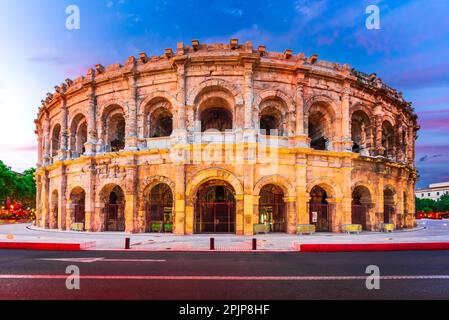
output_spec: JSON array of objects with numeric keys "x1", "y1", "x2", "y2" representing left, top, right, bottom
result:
[
  {"x1": 210, "y1": 238, "x2": 215, "y2": 250},
  {"x1": 125, "y1": 237, "x2": 131, "y2": 250},
  {"x1": 252, "y1": 238, "x2": 257, "y2": 250}
]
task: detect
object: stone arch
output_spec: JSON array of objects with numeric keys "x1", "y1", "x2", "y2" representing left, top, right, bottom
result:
[
  {"x1": 306, "y1": 177, "x2": 343, "y2": 200},
  {"x1": 142, "y1": 97, "x2": 174, "y2": 138},
  {"x1": 101, "y1": 104, "x2": 126, "y2": 152},
  {"x1": 139, "y1": 90, "x2": 177, "y2": 114},
  {"x1": 305, "y1": 95, "x2": 340, "y2": 150},
  {"x1": 186, "y1": 168, "x2": 244, "y2": 202},
  {"x1": 69, "y1": 113, "x2": 88, "y2": 157},
  {"x1": 98, "y1": 183, "x2": 126, "y2": 232},
  {"x1": 350, "y1": 103, "x2": 374, "y2": 119},
  {"x1": 254, "y1": 175, "x2": 295, "y2": 198},
  {"x1": 351, "y1": 108, "x2": 373, "y2": 154},
  {"x1": 140, "y1": 176, "x2": 176, "y2": 199},
  {"x1": 98, "y1": 98, "x2": 128, "y2": 119},
  {"x1": 352, "y1": 181, "x2": 375, "y2": 202},
  {"x1": 254, "y1": 89, "x2": 295, "y2": 113},
  {"x1": 68, "y1": 186, "x2": 86, "y2": 227},
  {"x1": 51, "y1": 123, "x2": 61, "y2": 157},
  {"x1": 187, "y1": 78, "x2": 244, "y2": 106}
]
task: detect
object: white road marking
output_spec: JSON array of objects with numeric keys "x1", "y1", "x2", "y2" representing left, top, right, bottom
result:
[
  {"x1": 1, "y1": 275, "x2": 449, "y2": 281},
  {"x1": 37, "y1": 258, "x2": 166, "y2": 263}
]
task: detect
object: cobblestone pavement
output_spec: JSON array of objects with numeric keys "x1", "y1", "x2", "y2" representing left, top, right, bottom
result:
[{"x1": 0, "y1": 220, "x2": 447, "y2": 251}]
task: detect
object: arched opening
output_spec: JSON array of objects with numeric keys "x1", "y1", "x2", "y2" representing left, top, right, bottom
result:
[
  {"x1": 102, "y1": 185, "x2": 125, "y2": 232},
  {"x1": 195, "y1": 180, "x2": 236, "y2": 233},
  {"x1": 309, "y1": 186, "x2": 331, "y2": 232},
  {"x1": 70, "y1": 187, "x2": 86, "y2": 229},
  {"x1": 107, "y1": 112, "x2": 126, "y2": 152},
  {"x1": 383, "y1": 187, "x2": 395, "y2": 224},
  {"x1": 382, "y1": 121, "x2": 395, "y2": 158},
  {"x1": 145, "y1": 183, "x2": 174, "y2": 233},
  {"x1": 259, "y1": 107, "x2": 283, "y2": 136},
  {"x1": 258, "y1": 184, "x2": 286, "y2": 232},
  {"x1": 351, "y1": 111, "x2": 371, "y2": 154},
  {"x1": 51, "y1": 124, "x2": 61, "y2": 158},
  {"x1": 200, "y1": 107, "x2": 233, "y2": 132},
  {"x1": 308, "y1": 106, "x2": 332, "y2": 151},
  {"x1": 352, "y1": 186, "x2": 372, "y2": 230},
  {"x1": 148, "y1": 108, "x2": 173, "y2": 138},
  {"x1": 70, "y1": 114, "x2": 87, "y2": 158},
  {"x1": 50, "y1": 190, "x2": 59, "y2": 229}
]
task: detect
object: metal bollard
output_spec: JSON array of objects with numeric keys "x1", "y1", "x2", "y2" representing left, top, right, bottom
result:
[
  {"x1": 252, "y1": 238, "x2": 257, "y2": 250},
  {"x1": 210, "y1": 237, "x2": 215, "y2": 250},
  {"x1": 125, "y1": 237, "x2": 131, "y2": 250}
]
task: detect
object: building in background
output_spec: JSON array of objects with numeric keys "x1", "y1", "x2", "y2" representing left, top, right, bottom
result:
[{"x1": 416, "y1": 182, "x2": 449, "y2": 201}]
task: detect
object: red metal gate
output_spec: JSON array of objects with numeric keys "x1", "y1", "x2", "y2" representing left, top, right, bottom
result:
[
  {"x1": 351, "y1": 204, "x2": 367, "y2": 230},
  {"x1": 74, "y1": 203, "x2": 85, "y2": 225},
  {"x1": 195, "y1": 201, "x2": 235, "y2": 233},
  {"x1": 309, "y1": 203, "x2": 330, "y2": 232},
  {"x1": 104, "y1": 204, "x2": 125, "y2": 232},
  {"x1": 384, "y1": 205, "x2": 395, "y2": 224},
  {"x1": 259, "y1": 203, "x2": 286, "y2": 232}
]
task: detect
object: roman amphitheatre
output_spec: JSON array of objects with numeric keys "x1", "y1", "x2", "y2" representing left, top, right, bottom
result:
[{"x1": 34, "y1": 39, "x2": 419, "y2": 235}]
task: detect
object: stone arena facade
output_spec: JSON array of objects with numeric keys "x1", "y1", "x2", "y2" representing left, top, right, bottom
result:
[{"x1": 34, "y1": 40, "x2": 419, "y2": 235}]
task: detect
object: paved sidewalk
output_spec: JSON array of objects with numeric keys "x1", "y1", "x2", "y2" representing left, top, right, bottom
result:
[{"x1": 0, "y1": 220, "x2": 448, "y2": 251}]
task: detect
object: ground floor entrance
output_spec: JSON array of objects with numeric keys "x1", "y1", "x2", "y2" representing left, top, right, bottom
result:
[{"x1": 195, "y1": 180, "x2": 236, "y2": 234}]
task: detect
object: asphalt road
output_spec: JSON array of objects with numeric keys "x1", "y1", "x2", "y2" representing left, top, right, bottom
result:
[{"x1": 0, "y1": 249, "x2": 449, "y2": 300}]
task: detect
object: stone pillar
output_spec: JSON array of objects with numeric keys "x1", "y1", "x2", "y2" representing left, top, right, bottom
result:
[
  {"x1": 85, "y1": 79, "x2": 97, "y2": 156},
  {"x1": 285, "y1": 196, "x2": 297, "y2": 234},
  {"x1": 124, "y1": 163, "x2": 138, "y2": 233},
  {"x1": 41, "y1": 171, "x2": 50, "y2": 228},
  {"x1": 294, "y1": 79, "x2": 309, "y2": 147},
  {"x1": 84, "y1": 161, "x2": 96, "y2": 232},
  {"x1": 376, "y1": 177, "x2": 384, "y2": 229},
  {"x1": 35, "y1": 174, "x2": 42, "y2": 226},
  {"x1": 175, "y1": 165, "x2": 186, "y2": 235},
  {"x1": 36, "y1": 127, "x2": 43, "y2": 167},
  {"x1": 253, "y1": 195, "x2": 260, "y2": 228},
  {"x1": 175, "y1": 62, "x2": 187, "y2": 132},
  {"x1": 60, "y1": 90, "x2": 69, "y2": 160},
  {"x1": 295, "y1": 156, "x2": 309, "y2": 226},
  {"x1": 58, "y1": 165, "x2": 67, "y2": 230},
  {"x1": 243, "y1": 163, "x2": 255, "y2": 235},
  {"x1": 236, "y1": 195, "x2": 245, "y2": 235},
  {"x1": 126, "y1": 72, "x2": 139, "y2": 151},
  {"x1": 43, "y1": 112, "x2": 51, "y2": 165},
  {"x1": 66, "y1": 201, "x2": 74, "y2": 231},
  {"x1": 185, "y1": 198, "x2": 195, "y2": 235},
  {"x1": 243, "y1": 61, "x2": 255, "y2": 138},
  {"x1": 374, "y1": 105, "x2": 385, "y2": 156},
  {"x1": 340, "y1": 82, "x2": 352, "y2": 151}
]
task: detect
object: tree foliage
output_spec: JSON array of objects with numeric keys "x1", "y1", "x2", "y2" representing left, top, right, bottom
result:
[
  {"x1": 416, "y1": 194, "x2": 449, "y2": 213},
  {"x1": 0, "y1": 161, "x2": 36, "y2": 209}
]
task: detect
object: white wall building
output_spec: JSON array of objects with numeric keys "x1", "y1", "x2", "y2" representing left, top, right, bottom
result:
[{"x1": 416, "y1": 182, "x2": 449, "y2": 201}]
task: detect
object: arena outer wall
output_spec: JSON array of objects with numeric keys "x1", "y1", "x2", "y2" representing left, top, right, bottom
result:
[{"x1": 34, "y1": 40, "x2": 419, "y2": 235}]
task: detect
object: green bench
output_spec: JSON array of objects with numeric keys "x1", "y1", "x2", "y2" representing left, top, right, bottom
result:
[
  {"x1": 70, "y1": 223, "x2": 84, "y2": 232},
  {"x1": 380, "y1": 223, "x2": 395, "y2": 232},
  {"x1": 253, "y1": 224, "x2": 270, "y2": 234},
  {"x1": 297, "y1": 224, "x2": 316, "y2": 235},
  {"x1": 341, "y1": 224, "x2": 362, "y2": 234}
]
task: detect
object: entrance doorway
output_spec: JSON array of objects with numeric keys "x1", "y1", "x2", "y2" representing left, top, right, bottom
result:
[
  {"x1": 195, "y1": 180, "x2": 236, "y2": 233},
  {"x1": 104, "y1": 185, "x2": 125, "y2": 232},
  {"x1": 309, "y1": 186, "x2": 330, "y2": 232},
  {"x1": 145, "y1": 183, "x2": 174, "y2": 233},
  {"x1": 352, "y1": 186, "x2": 371, "y2": 230},
  {"x1": 259, "y1": 184, "x2": 286, "y2": 232},
  {"x1": 383, "y1": 188, "x2": 395, "y2": 225}
]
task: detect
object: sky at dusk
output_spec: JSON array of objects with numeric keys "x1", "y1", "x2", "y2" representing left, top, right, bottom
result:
[{"x1": 0, "y1": 0, "x2": 448, "y2": 188}]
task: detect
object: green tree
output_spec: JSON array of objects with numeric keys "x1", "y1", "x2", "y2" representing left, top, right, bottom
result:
[
  {"x1": 415, "y1": 197, "x2": 437, "y2": 212},
  {"x1": 436, "y1": 194, "x2": 449, "y2": 212},
  {"x1": 0, "y1": 161, "x2": 36, "y2": 209}
]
